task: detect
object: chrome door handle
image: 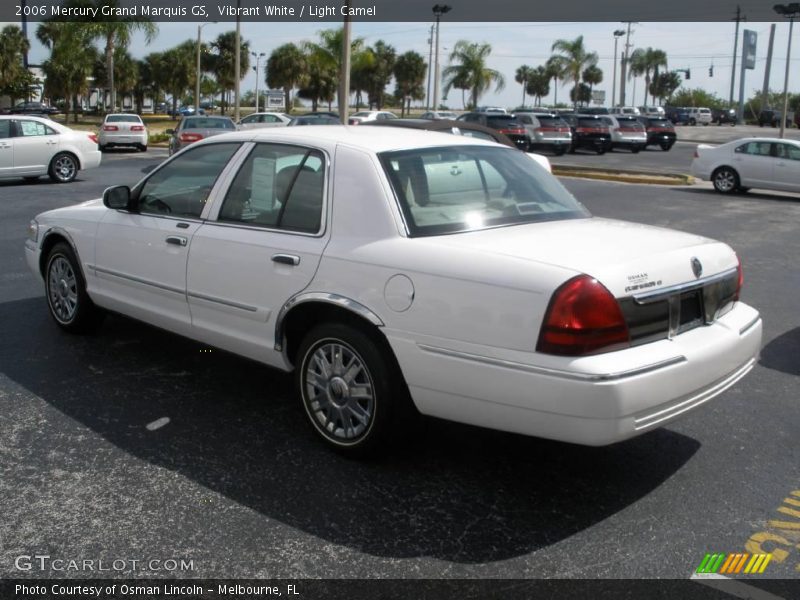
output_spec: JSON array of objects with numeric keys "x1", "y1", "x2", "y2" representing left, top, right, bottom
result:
[
  {"x1": 271, "y1": 253, "x2": 300, "y2": 266},
  {"x1": 165, "y1": 236, "x2": 187, "y2": 246}
]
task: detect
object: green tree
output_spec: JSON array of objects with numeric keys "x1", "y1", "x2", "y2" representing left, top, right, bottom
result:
[
  {"x1": 582, "y1": 64, "x2": 603, "y2": 96},
  {"x1": 393, "y1": 50, "x2": 426, "y2": 116},
  {"x1": 442, "y1": 41, "x2": 504, "y2": 109},
  {"x1": 266, "y1": 43, "x2": 306, "y2": 114},
  {"x1": 628, "y1": 47, "x2": 668, "y2": 106},
  {"x1": 550, "y1": 35, "x2": 598, "y2": 110},
  {"x1": 297, "y1": 51, "x2": 337, "y2": 112},
  {"x1": 304, "y1": 28, "x2": 366, "y2": 113},
  {"x1": 525, "y1": 66, "x2": 551, "y2": 107},
  {"x1": 160, "y1": 41, "x2": 196, "y2": 118},
  {"x1": 209, "y1": 31, "x2": 250, "y2": 114},
  {"x1": 650, "y1": 71, "x2": 681, "y2": 105},
  {"x1": 515, "y1": 65, "x2": 534, "y2": 108},
  {"x1": 364, "y1": 40, "x2": 396, "y2": 109},
  {"x1": 570, "y1": 82, "x2": 592, "y2": 106},
  {"x1": 0, "y1": 25, "x2": 32, "y2": 103},
  {"x1": 669, "y1": 88, "x2": 725, "y2": 109}
]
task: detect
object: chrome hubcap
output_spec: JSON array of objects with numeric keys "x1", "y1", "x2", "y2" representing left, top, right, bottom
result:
[
  {"x1": 48, "y1": 256, "x2": 78, "y2": 322},
  {"x1": 716, "y1": 171, "x2": 735, "y2": 191},
  {"x1": 304, "y1": 341, "x2": 374, "y2": 441},
  {"x1": 54, "y1": 156, "x2": 75, "y2": 181}
]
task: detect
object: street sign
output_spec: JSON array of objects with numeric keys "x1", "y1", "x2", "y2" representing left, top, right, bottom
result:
[
  {"x1": 743, "y1": 30, "x2": 757, "y2": 70},
  {"x1": 592, "y1": 90, "x2": 606, "y2": 105}
]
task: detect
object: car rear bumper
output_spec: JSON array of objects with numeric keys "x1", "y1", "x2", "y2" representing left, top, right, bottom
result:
[
  {"x1": 386, "y1": 301, "x2": 762, "y2": 446},
  {"x1": 82, "y1": 150, "x2": 102, "y2": 170},
  {"x1": 98, "y1": 133, "x2": 147, "y2": 146}
]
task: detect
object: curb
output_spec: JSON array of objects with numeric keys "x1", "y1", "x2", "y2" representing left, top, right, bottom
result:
[{"x1": 552, "y1": 164, "x2": 694, "y2": 186}]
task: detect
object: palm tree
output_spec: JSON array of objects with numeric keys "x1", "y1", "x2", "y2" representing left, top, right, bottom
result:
[
  {"x1": 304, "y1": 28, "x2": 366, "y2": 114},
  {"x1": 363, "y1": 40, "x2": 396, "y2": 109},
  {"x1": 67, "y1": 0, "x2": 157, "y2": 113},
  {"x1": 393, "y1": 51, "x2": 426, "y2": 117},
  {"x1": 267, "y1": 43, "x2": 307, "y2": 114},
  {"x1": 525, "y1": 65, "x2": 551, "y2": 107},
  {"x1": 297, "y1": 51, "x2": 337, "y2": 112},
  {"x1": 0, "y1": 25, "x2": 32, "y2": 103},
  {"x1": 582, "y1": 64, "x2": 603, "y2": 98},
  {"x1": 545, "y1": 56, "x2": 564, "y2": 106},
  {"x1": 515, "y1": 65, "x2": 533, "y2": 108},
  {"x1": 628, "y1": 47, "x2": 668, "y2": 106},
  {"x1": 442, "y1": 41, "x2": 504, "y2": 110},
  {"x1": 160, "y1": 41, "x2": 196, "y2": 118},
  {"x1": 210, "y1": 31, "x2": 250, "y2": 114},
  {"x1": 550, "y1": 35, "x2": 598, "y2": 110}
]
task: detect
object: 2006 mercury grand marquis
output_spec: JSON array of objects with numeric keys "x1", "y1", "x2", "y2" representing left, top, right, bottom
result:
[{"x1": 25, "y1": 126, "x2": 762, "y2": 455}]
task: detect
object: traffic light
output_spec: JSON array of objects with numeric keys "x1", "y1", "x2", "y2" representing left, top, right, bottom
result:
[
  {"x1": 686, "y1": 69, "x2": 691, "y2": 80},
  {"x1": 709, "y1": 66, "x2": 714, "y2": 77}
]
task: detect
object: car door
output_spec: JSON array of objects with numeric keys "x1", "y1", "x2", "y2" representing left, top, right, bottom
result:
[
  {"x1": 0, "y1": 120, "x2": 12, "y2": 175},
  {"x1": 732, "y1": 141, "x2": 774, "y2": 187},
  {"x1": 92, "y1": 142, "x2": 243, "y2": 336},
  {"x1": 773, "y1": 142, "x2": 800, "y2": 192},
  {"x1": 11, "y1": 119, "x2": 60, "y2": 174},
  {"x1": 186, "y1": 142, "x2": 329, "y2": 367}
]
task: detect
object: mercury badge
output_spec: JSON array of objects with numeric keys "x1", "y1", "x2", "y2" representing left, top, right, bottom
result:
[{"x1": 691, "y1": 257, "x2": 703, "y2": 278}]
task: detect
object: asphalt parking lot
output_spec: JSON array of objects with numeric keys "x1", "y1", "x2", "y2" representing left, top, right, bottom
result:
[{"x1": 0, "y1": 151, "x2": 798, "y2": 585}]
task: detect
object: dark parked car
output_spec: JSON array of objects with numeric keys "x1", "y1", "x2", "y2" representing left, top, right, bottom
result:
[
  {"x1": 363, "y1": 118, "x2": 517, "y2": 148},
  {"x1": 559, "y1": 114, "x2": 612, "y2": 154},
  {"x1": 758, "y1": 109, "x2": 793, "y2": 128},
  {"x1": 579, "y1": 107, "x2": 610, "y2": 115},
  {"x1": 10, "y1": 101, "x2": 59, "y2": 116},
  {"x1": 712, "y1": 108, "x2": 737, "y2": 126},
  {"x1": 635, "y1": 116, "x2": 677, "y2": 151},
  {"x1": 456, "y1": 112, "x2": 530, "y2": 150},
  {"x1": 665, "y1": 107, "x2": 691, "y2": 125}
]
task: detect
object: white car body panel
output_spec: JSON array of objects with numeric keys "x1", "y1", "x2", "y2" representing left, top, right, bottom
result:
[
  {"x1": 237, "y1": 112, "x2": 291, "y2": 130},
  {"x1": 26, "y1": 126, "x2": 762, "y2": 446},
  {"x1": 98, "y1": 113, "x2": 148, "y2": 148}
]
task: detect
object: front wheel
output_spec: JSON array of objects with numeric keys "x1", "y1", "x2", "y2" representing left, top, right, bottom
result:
[
  {"x1": 660, "y1": 143, "x2": 672, "y2": 151},
  {"x1": 712, "y1": 166, "x2": 740, "y2": 194},
  {"x1": 296, "y1": 323, "x2": 413, "y2": 456},
  {"x1": 45, "y1": 242, "x2": 103, "y2": 332},
  {"x1": 596, "y1": 147, "x2": 606, "y2": 155},
  {"x1": 631, "y1": 146, "x2": 641, "y2": 154},
  {"x1": 690, "y1": 118, "x2": 697, "y2": 126},
  {"x1": 48, "y1": 152, "x2": 78, "y2": 183}
]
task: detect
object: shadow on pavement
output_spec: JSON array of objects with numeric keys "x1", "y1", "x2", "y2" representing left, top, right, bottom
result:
[
  {"x1": 760, "y1": 326, "x2": 800, "y2": 377},
  {"x1": 1, "y1": 296, "x2": 700, "y2": 563}
]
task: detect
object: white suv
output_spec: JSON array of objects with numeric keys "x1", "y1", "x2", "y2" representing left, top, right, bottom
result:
[
  {"x1": 687, "y1": 107, "x2": 712, "y2": 126},
  {"x1": 609, "y1": 106, "x2": 641, "y2": 116}
]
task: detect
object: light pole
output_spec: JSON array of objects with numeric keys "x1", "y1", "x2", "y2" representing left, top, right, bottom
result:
[
  {"x1": 196, "y1": 22, "x2": 215, "y2": 114},
  {"x1": 612, "y1": 29, "x2": 625, "y2": 108},
  {"x1": 432, "y1": 4, "x2": 451, "y2": 112},
  {"x1": 774, "y1": 3, "x2": 800, "y2": 138},
  {"x1": 251, "y1": 51, "x2": 265, "y2": 112}
]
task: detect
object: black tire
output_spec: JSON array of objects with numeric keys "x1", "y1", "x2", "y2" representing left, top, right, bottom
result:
[
  {"x1": 98, "y1": 144, "x2": 107, "y2": 152},
  {"x1": 712, "y1": 166, "x2": 740, "y2": 194},
  {"x1": 48, "y1": 152, "x2": 79, "y2": 183},
  {"x1": 596, "y1": 147, "x2": 606, "y2": 155},
  {"x1": 554, "y1": 147, "x2": 567, "y2": 156},
  {"x1": 295, "y1": 322, "x2": 414, "y2": 457},
  {"x1": 44, "y1": 242, "x2": 103, "y2": 333},
  {"x1": 737, "y1": 186, "x2": 750, "y2": 194},
  {"x1": 690, "y1": 118, "x2": 696, "y2": 126},
  {"x1": 631, "y1": 146, "x2": 641, "y2": 154},
  {"x1": 139, "y1": 144, "x2": 148, "y2": 152},
  {"x1": 568, "y1": 146, "x2": 576, "y2": 154},
  {"x1": 660, "y1": 142, "x2": 672, "y2": 151}
]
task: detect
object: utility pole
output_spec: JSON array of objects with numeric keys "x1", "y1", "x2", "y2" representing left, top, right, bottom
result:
[
  {"x1": 234, "y1": 0, "x2": 241, "y2": 122},
  {"x1": 432, "y1": 4, "x2": 451, "y2": 112},
  {"x1": 762, "y1": 24, "x2": 776, "y2": 112},
  {"x1": 729, "y1": 5, "x2": 744, "y2": 106},
  {"x1": 425, "y1": 25, "x2": 434, "y2": 111},
  {"x1": 620, "y1": 22, "x2": 633, "y2": 107},
  {"x1": 612, "y1": 29, "x2": 625, "y2": 108},
  {"x1": 339, "y1": 0, "x2": 351, "y2": 122}
]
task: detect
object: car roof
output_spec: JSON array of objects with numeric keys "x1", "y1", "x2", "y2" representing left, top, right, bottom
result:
[{"x1": 193, "y1": 124, "x2": 504, "y2": 153}]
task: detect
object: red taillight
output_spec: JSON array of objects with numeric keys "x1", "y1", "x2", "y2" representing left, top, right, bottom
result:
[
  {"x1": 88, "y1": 133, "x2": 98, "y2": 144},
  {"x1": 130, "y1": 125, "x2": 145, "y2": 131},
  {"x1": 499, "y1": 127, "x2": 525, "y2": 134},
  {"x1": 102, "y1": 125, "x2": 118, "y2": 131},
  {"x1": 348, "y1": 119, "x2": 359, "y2": 125},
  {"x1": 735, "y1": 257, "x2": 744, "y2": 301},
  {"x1": 537, "y1": 275, "x2": 630, "y2": 356},
  {"x1": 693, "y1": 149, "x2": 699, "y2": 158},
  {"x1": 179, "y1": 133, "x2": 203, "y2": 143}
]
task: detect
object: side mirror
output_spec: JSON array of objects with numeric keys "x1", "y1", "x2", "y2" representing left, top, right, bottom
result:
[
  {"x1": 165, "y1": 129, "x2": 174, "y2": 135},
  {"x1": 103, "y1": 185, "x2": 132, "y2": 210}
]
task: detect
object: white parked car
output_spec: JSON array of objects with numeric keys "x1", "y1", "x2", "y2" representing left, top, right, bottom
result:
[
  {"x1": 25, "y1": 127, "x2": 761, "y2": 455},
  {"x1": 237, "y1": 112, "x2": 291, "y2": 130},
  {"x1": 348, "y1": 111, "x2": 398, "y2": 124},
  {"x1": 638, "y1": 106, "x2": 665, "y2": 117},
  {"x1": 419, "y1": 111, "x2": 459, "y2": 120},
  {"x1": 691, "y1": 137, "x2": 800, "y2": 194},
  {"x1": 687, "y1": 107, "x2": 713, "y2": 126},
  {"x1": 599, "y1": 115, "x2": 647, "y2": 153},
  {"x1": 98, "y1": 113, "x2": 148, "y2": 152},
  {"x1": 0, "y1": 115, "x2": 101, "y2": 183},
  {"x1": 609, "y1": 106, "x2": 641, "y2": 116}
]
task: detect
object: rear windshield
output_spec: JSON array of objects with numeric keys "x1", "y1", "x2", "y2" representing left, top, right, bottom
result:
[
  {"x1": 617, "y1": 117, "x2": 643, "y2": 127},
  {"x1": 183, "y1": 118, "x2": 235, "y2": 129},
  {"x1": 578, "y1": 118, "x2": 605, "y2": 127},
  {"x1": 648, "y1": 119, "x2": 672, "y2": 127},
  {"x1": 107, "y1": 115, "x2": 142, "y2": 123},
  {"x1": 535, "y1": 116, "x2": 567, "y2": 127},
  {"x1": 485, "y1": 115, "x2": 519, "y2": 126},
  {"x1": 379, "y1": 145, "x2": 589, "y2": 237}
]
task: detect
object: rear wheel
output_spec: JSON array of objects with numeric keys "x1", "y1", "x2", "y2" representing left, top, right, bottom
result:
[
  {"x1": 712, "y1": 166, "x2": 739, "y2": 194},
  {"x1": 48, "y1": 152, "x2": 78, "y2": 183},
  {"x1": 138, "y1": 144, "x2": 147, "y2": 152},
  {"x1": 596, "y1": 147, "x2": 606, "y2": 155},
  {"x1": 631, "y1": 146, "x2": 641, "y2": 154},
  {"x1": 98, "y1": 144, "x2": 107, "y2": 152},
  {"x1": 690, "y1": 118, "x2": 697, "y2": 126},
  {"x1": 295, "y1": 322, "x2": 414, "y2": 457},
  {"x1": 45, "y1": 242, "x2": 103, "y2": 332},
  {"x1": 554, "y1": 146, "x2": 567, "y2": 156}
]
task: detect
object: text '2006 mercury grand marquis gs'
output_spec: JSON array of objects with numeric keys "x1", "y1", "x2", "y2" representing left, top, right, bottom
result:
[{"x1": 25, "y1": 126, "x2": 762, "y2": 455}]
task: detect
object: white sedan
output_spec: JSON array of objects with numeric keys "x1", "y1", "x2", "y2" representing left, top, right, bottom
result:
[
  {"x1": 237, "y1": 112, "x2": 292, "y2": 130},
  {"x1": 0, "y1": 115, "x2": 101, "y2": 183},
  {"x1": 98, "y1": 113, "x2": 148, "y2": 152},
  {"x1": 347, "y1": 110, "x2": 398, "y2": 124},
  {"x1": 691, "y1": 137, "x2": 800, "y2": 194},
  {"x1": 25, "y1": 126, "x2": 761, "y2": 455}
]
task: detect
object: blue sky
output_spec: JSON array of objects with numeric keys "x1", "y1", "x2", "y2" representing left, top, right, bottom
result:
[{"x1": 9, "y1": 20, "x2": 797, "y2": 108}]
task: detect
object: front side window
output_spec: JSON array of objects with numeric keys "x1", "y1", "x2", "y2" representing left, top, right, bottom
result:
[
  {"x1": 136, "y1": 143, "x2": 240, "y2": 218},
  {"x1": 0, "y1": 120, "x2": 10, "y2": 139},
  {"x1": 380, "y1": 145, "x2": 589, "y2": 236},
  {"x1": 218, "y1": 143, "x2": 325, "y2": 233}
]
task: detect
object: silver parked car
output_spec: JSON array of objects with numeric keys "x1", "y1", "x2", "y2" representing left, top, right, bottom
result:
[
  {"x1": 167, "y1": 116, "x2": 236, "y2": 155},
  {"x1": 237, "y1": 112, "x2": 291, "y2": 130},
  {"x1": 98, "y1": 113, "x2": 148, "y2": 152},
  {"x1": 600, "y1": 115, "x2": 647, "y2": 153},
  {"x1": 419, "y1": 111, "x2": 459, "y2": 120},
  {"x1": 514, "y1": 112, "x2": 572, "y2": 155}
]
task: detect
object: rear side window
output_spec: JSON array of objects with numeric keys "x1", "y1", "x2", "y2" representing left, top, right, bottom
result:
[
  {"x1": 218, "y1": 144, "x2": 325, "y2": 233},
  {"x1": 735, "y1": 141, "x2": 773, "y2": 156},
  {"x1": 17, "y1": 120, "x2": 56, "y2": 136}
]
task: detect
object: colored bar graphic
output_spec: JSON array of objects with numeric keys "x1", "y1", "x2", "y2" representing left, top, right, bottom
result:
[{"x1": 697, "y1": 553, "x2": 772, "y2": 574}]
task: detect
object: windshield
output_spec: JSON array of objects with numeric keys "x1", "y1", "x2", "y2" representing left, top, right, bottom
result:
[
  {"x1": 183, "y1": 118, "x2": 235, "y2": 130},
  {"x1": 379, "y1": 145, "x2": 589, "y2": 237}
]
